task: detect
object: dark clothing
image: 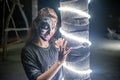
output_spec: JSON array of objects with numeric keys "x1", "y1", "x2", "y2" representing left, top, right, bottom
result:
[{"x1": 21, "y1": 41, "x2": 63, "y2": 80}]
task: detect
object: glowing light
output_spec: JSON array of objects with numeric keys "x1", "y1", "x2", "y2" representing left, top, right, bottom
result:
[
  {"x1": 63, "y1": 62, "x2": 92, "y2": 74},
  {"x1": 60, "y1": 28, "x2": 92, "y2": 47},
  {"x1": 88, "y1": 0, "x2": 91, "y2": 4},
  {"x1": 59, "y1": 7, "x2": 91, "y2": 18},
  {"x1": 59, "y1": 5, "x2": 91, "y2": 75}
]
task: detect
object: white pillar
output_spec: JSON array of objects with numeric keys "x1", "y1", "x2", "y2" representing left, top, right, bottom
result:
[{"x1": 60, "y1": 0, "x2": 91, "y2": 80}]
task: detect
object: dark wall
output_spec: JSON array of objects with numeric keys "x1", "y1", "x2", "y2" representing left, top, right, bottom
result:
[
  {"x1": 89, "y1": 0, "x2": 120, "y2": 41},
  {"x1": 0, "y1": 1, "x2": 3, "y2": 42},
  {"x1": 0, "y1": 0, "x2": 32, "y2": 44},
  {"x1": 21, "y1": 0, "x2": 32, "y2": 25},
  {"x1": 1, "y1": 0, "x2": 120, "y2": 44}
]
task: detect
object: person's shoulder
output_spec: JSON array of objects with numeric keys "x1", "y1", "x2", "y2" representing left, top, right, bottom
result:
[
  {"x1": 23, "y1": 43, "x2": 33, "y2": 50},
  {"x1": 22, "y1": 42, "x2": 37, "y2": 53},
  {"x1": 21, "y1": 42, "x2": 38, "y2": 57}
]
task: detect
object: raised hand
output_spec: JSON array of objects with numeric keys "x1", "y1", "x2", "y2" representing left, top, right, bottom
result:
[{"x1": 55, "y1": 38, "x2": 72, "y2": 63}]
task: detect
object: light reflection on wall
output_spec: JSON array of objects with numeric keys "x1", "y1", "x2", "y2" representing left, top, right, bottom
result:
[
  {"x1": 63, "y1": 62, "x2": 92, "y2": 74},
  {"x1": 59, "y1": 7, "x2": 91, "y2": 19},
  {"x1": 59, "y1": 0, "x2": 91, "y2": 80}
]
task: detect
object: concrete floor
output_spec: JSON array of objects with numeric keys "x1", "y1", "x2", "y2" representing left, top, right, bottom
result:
[
  {"x1": 0, "y1": 43, "x2": 28, "y2": 80},
  {"x1": 90, "y1": 38, "x2": 120, "y2": 80},
  {"x1": 0, "y1": 38, "x2": 120, "y2": 80}
]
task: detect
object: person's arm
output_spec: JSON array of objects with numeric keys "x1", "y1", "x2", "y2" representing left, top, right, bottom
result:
[
  {"x1": 36, "y1": 38, "x2": 72, "y2": 80},
  {"x1": 36, "y1": 61, "x2": 62, "y2": 80}
]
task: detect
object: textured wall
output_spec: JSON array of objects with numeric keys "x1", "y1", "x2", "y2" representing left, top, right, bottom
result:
[{"x1": 60, "y1": 0, "x2": 91, "y2": 80}]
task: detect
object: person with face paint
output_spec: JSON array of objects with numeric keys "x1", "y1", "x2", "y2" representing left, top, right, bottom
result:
[{"x1": 21, "y1": 7, "x2": 72, "y2": 80}]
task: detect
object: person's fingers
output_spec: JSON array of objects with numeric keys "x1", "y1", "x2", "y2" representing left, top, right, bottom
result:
[
  {"x1": 63, "y1": 48, "x2": 71, "y2": 60},
  {"x1": 63, "y1": 40, "x2": 67, "y2": 52},
  {"x1": 58, "y1": 38, "x2": 72, "y2": 61},
  {"x1": 55, "y1": 41, "x2": 59, "y2": 48},
  {"x1": 60, "y1": 45, "x2": 62, "y2": 52},
  {"x1": 61, "y1": 38, "x2": 64, "y2": 46},
  {"x1": 55, "y1": 38, "x2": 64, "y2": 48},
  {"x1": 65, "y1": 47, "x2": 72, "y2": 55},
  {"x1": 60, "y1": 44, "x2": 64, "y2": 53}
]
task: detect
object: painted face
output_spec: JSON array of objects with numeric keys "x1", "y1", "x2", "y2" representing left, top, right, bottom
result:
[{"x1": 37, "y1": 17, "x2": 55, "y2": 41}]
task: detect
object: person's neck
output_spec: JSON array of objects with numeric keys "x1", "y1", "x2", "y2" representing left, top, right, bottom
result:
[{"x1": 35, "y1": 38, "x2": 49, "y2": 48}]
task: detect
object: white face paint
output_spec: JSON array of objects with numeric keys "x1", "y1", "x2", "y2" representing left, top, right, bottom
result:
[{"x1": 37, "y1": 17, "x2": 53, "y2": 41}]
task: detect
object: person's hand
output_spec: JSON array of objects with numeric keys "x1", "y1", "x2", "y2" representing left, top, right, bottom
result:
[
  {"x1": 55, "y1": 38, "x2": 72, "y2": 64},
  {"x1": 55, "y1": 38, "x2": 63, "y2": 48}
]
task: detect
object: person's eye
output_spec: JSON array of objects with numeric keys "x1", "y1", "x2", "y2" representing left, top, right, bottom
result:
[
  {"x1": 41, "y1": 25, "x2": 49, "y2": 29},
  {"x1": 44, "y1": 25, "x2": 49, "y2": 29}
]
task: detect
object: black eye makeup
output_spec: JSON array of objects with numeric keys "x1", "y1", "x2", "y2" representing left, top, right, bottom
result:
[
  {"x1": 44, "y1": 25, "x2": 49, "y2": 29},
  {"x1": 40, "y1": 22, "x2": 50, "y2": 29}
]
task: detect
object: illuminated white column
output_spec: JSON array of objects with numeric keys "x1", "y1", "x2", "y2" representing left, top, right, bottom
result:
[{"x1": 59, "y1": 0, "x2": 91, "y2": 80}]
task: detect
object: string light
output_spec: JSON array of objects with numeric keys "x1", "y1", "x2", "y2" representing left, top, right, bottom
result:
[
  {"x1": 59, "y1": 5, "x2": 92, "y2": 75},
  {"x1": 59, "y1": 7, "x2": 91, "y2": 19},
  {"x1": 60, "y1": 28, "x2": 92, "y2": 47},
  {"x1": 63, "y1": 62, "x2": 92, "y2": 74}
]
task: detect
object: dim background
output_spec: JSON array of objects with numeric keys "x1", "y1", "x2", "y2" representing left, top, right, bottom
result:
[
  {"x1": 0, "y1": 0, "x2": 120, "y2": 42},
  {"x1": 0, "y1": 0, "x2": 120, "y2": 80}
]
